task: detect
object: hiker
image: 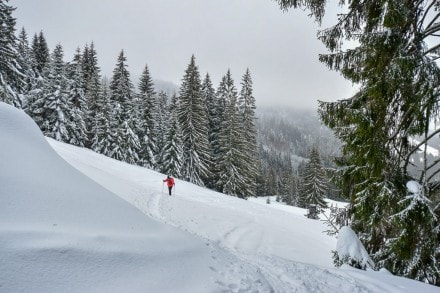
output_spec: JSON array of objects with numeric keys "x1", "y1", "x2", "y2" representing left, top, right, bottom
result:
[{"x1": 163, "y1": 175, "x2": 175, "y2": 196}]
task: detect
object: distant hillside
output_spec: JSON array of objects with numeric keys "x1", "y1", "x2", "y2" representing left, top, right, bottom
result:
[
  {"x1": 256, "y1": 107, "x2": 341, "y2": 168},
  {"x1": 254, "y1": 106, "x2": 342, "y2": 198}
]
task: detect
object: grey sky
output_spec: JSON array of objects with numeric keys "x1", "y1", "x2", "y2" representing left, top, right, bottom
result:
[{"x1": 12, "y1": 0, "x2": 354, "y2": 109}]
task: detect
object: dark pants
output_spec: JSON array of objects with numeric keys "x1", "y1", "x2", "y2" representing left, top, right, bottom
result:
[{"x1": 168, "y1": 186, "x2": 172, "y2": 195}]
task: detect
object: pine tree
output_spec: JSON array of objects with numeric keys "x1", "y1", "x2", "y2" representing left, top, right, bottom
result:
[
  {"x1": 0, "y1": 0, "x2": 25, "y2": 108},
  {"x1": 300, "y1": 148, "x2": 328, "y2": 209},
  {"x1": 137, "y1": 64, "x2": 157, "y2": 168},
  {"x1": 108, "y1": 50, "x2": 139, "y2": 164},
  {"x1": 216, "y1": 70, "x2": 247, "y2": 198},
  {"x1": 177, "y1": 55, "x2": 211, "y2": 186},
  {"x1": 161, "y1": 94, "x2": 183, "y2": 177}
]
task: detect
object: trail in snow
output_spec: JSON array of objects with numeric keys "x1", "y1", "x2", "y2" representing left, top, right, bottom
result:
[{"x1": 49, "y1": 139, "x2": 440, "y2": 293}]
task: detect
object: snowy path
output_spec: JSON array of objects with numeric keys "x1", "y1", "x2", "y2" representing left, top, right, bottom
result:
[{"x1": 49, "y1": 139, "x2": 440, "y2": 292}]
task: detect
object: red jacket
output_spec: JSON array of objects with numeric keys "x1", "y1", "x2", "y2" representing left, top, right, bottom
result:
[{"x1": 163, "y1": 177, "x2": 175, "y2": 187}]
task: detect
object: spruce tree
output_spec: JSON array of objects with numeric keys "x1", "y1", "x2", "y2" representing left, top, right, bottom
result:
[
  {"x1": 276, "y1": 0, "x2": 440, "y2": 284},
  {"x1": 238, "y1": 68, "x2": 259, "y2": 196},
  {"x1": 81, "y1": 42, "x2": 102, "y2": 147},
  {"x1": 212, "y1": 71, "x2": 233, "y2": 189},
  {"x1": 91, "y1": 77, "x2": 113, "y2": 156},
  {"x1": 0, "y1": 0, "x2": 24, "y2": 108},
  {"x1": 216, "y1": 70, "x2": 247, "y2": 198},
  {"x1": 16, "y1": 27, "x2": 35, "y2": 110},
  {"x1": 65, "y1": 47, "x2": 87, "y2": 146},
  {"x1": 161, "y1": 94, "x2": 183, "y2": 177},
  {"x1": 41, "y1": 44, "x2": 72, "y2": 141},
  {"x1": 108, "y1": 50, "x2": 139, "y2": 164},
  {"x1": 137, "y1": 64, "x2": 157, "y2": 168},
  {"x1": 201, "y1": 73, "x2": 218, "y2": 188},
  {"x1": 177, "y1": 55, "x2": 211, "y2": 186},
  {"x1": 300, "y1": 148, "x2": 328, "y2": 209},
  {"x1": 154, "y1": 91, "x2": 170, "y2": 168},
  {"x1": 31, "y1": 31, "x2": 50, "y2": 75}
]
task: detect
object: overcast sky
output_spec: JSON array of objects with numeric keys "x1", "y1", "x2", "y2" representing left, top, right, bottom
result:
[{"x1": 12, "y1": 0, "x2": 354, "y2": 109}]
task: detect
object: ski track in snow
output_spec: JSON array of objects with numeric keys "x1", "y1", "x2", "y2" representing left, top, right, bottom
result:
[{"x1": 48, "y1": 139, "x2": 436, "y2": 293}]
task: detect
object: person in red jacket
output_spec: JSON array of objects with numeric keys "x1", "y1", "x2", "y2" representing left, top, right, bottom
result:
[{"x1": 163, "y1": 175, "x2": 175, "y2": 196}]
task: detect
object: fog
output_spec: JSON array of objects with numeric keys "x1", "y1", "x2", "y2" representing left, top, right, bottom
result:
[{"x1": 12, "y1": 0, "x2": 355, "y2": 110}]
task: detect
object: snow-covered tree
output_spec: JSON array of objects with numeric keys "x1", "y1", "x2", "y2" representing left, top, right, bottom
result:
[
  {"x1": 91, "y1": 77, "x2": 113, "y2": 156},
  {"x1": 108, "y1": 50, "x2": 139, "y2": 164},
  {"x1": 333, "y1": 226, "x2": 375, "y2": 270},
  {"x1": 16, "y1": 27, "x2": 35, "y2": 110},
  {"x1": 137, "y1": 64, "x2": 157, "y2": 168},
  {"x1": 154, "y1": 91, "x2": 170, "y2": 168},
  {"x1": 202, "y1": 73, "x2": 218, "y2": 188},
  {"x1": 81, "y1": 42, "x2": 102, "y2": 147},
  {"x1": 31, "y1": 31, "x2": 50, "y2": 75},
  {"x1": 238, "y1": 68, "x2": 259, "y2": 196},
  {"x1": 65, "y1": 47, "x2": 87, "y2": 146},
  {"x1": 300, "y1": 148, "x2": 328, "y2": 209},
  {"x1": 177, "y1": 55, "x2": 211, "y2": 186},
  {"x1": 216, "y1": 70, "x2": 247, "y2": 198},
  {"x1": 161, "y1": 94, "x2": 183, "y2": 177},
  {"x1": 41, "y1": 44, "x2": 72, "y2": 142},
  {"x1": 0, "y1": 0, "x2": 25, "y2": 108}
]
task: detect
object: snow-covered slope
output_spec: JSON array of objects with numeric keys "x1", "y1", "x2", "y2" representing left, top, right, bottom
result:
[
  {"x1": 1, "y1": 102, "x2": 439, "y2": 292},
  {"x1": 0, "y1": 103, "x2": 259, "y2": 292}
]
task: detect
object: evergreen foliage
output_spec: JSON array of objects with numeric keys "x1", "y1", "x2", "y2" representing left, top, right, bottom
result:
[
  {"x1": 202, "y1": 73, "x2": 218, "y2": 188},
  {"x1": 154, "y1": 91, "x2": 170, "y2": 168},
  {"x1": 0, "y1": 0, "x2": 24, "y2": 108},
  {"x1": 238, "y1": 68, "x2": 259, "y2": 196},
  {"x1": 16, "y1": 27, "x2": 35, "y2": 109},
  {"x1": 31, "y1": 31, "x2": 50, "y2": 75},
  {"x1": 177, "y1": 55, "x2": 211, "y2": 186},
  {"x1": 41, "y1": 44, "x2": 71, "y2": 141},
  {"x1": 300, "y1": 148, "x2": 328, "y2": 209},
  {"x1": 81, "y1": 42, "x2": 102, "y2": 147},
  {"x1": 65, "y1": 47, "x2": 87, "y2": 146},
  {"x1": 108, "y1": 50, "x2": 139, "y2": 164},
  {"x1": 216, "y1": 70, "x2": 247, "y2": 197},
  {"x1": 137, "y1": 64, "x2": 157, "y2": 168},
  {"x1": 161, "y1": 94, "x2": 183, "y2": 177},
  {"x1": 277, "y1": 0, "x2": 440, "y2": 284},
  {"x1": 91, "y1": 77, "x2": 113, "y2": 156}
]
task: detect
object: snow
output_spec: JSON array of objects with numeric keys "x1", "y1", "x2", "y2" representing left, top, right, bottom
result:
[
  {"x1": 336, "y1": 226, "x2": 374, "y2": 269},
  {"x1": 406, "y1": 180, "x2": 423, "y2": 195},
  {"x1": 1, "y1": 102, "x2": 439, "y2": 292}
]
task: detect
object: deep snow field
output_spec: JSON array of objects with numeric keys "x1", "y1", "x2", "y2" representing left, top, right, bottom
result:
[{"x1": 1, "y1": 102, "x2": 439, "y2": 292}]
